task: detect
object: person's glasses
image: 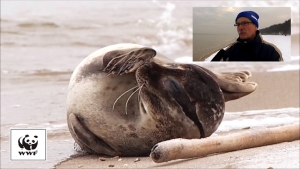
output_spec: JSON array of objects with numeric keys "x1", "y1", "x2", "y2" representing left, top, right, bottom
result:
[{"x1": 234, "y1": 22, "x2": 253, "y2": 27}]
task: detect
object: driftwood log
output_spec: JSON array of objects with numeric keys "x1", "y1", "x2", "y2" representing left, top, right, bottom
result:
[{"x1": 150, "y1": 123, "x2": 300, "y2": 163}]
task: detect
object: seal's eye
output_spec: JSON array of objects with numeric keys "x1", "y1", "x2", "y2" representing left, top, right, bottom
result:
[
  {"x1": 165, "y1": 79, "x2": 181, "y2": 93},
  {"x1": 164, "y1": 78, "x2": 194, "y2": 109},
  {"x1": 164, "y1": 78, "x2": 191, "y2": 106}
]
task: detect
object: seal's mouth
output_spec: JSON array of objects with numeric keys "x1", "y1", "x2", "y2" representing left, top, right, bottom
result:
[{"x1": 163, "y1": 78, "x2": 205, "y2": 138}]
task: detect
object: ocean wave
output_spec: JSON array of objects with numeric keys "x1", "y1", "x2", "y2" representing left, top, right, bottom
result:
[
  {"x1": 0, "y1": 42, "x2": 17, "y2": 46},
  {"x1": 17, "y1": 21, "x2": 60, "y2": 28},
  {"x1": 1, "y1": 69, "x2": 73, "y2": 76},
  {"x1": 0, "y1": 40, "x2": 100, "y2": 47},
  {"x1": 64, "y1": 25, "x2": 103, "y2": 30},
  {"x1": 1, "y1": 17, "x2": 103, "y2": 32},
  {"x1": 29, "y1": 69, "x2": 73, "y2": 76},
  {"x1": 69, "y1": 41, "x2": 100, "y2": 47},
  {"x1": 0, "y1": 30, "x2": 25, "y2": 35}
]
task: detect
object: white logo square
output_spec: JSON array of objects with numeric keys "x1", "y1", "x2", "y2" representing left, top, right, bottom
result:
[{"x1": 10, "y1": 129, "x2": 47, "y2": 161}]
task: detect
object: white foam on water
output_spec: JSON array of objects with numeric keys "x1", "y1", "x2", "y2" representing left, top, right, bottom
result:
[
  {"x1": 217, "y1": 107, "x2": 299, "y2": 133},
  {"x1": 14, "y1": 123, "x2": 29, "y2": 126},
  {"x1": 150, "y1": 1, "x2": 192, "y2": 58},
  {"x1": 153, "y1": 1, "x2": 176, "y2": 26}
]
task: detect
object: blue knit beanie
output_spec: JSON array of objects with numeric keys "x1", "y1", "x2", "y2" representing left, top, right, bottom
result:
[{"x1": 235, "y1": 11, "x2": 259, "y2": 28}]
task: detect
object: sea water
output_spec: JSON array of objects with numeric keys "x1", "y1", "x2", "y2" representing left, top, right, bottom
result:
[{"x1": 193, "y1": 33, "x2": 236, "y2": 61}]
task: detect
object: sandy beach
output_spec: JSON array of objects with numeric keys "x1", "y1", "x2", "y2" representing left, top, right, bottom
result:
[
  {"x1": 54, "y1": 70, "x2": 300, "y2": 169},
  {"x1": 55, "y1": 141, "x2": 299, "y2": 169}
]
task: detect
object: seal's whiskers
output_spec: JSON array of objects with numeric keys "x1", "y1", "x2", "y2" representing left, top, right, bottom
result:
[
  {"x1": 125, "y1": 86, "x2": 141, "y2": 114},
  {"x1": 113, "y1": 85, "x2": 139, "y2": 110},
  {"x1": 137, "y1": 83, "x2": 144, "y2": 103}
]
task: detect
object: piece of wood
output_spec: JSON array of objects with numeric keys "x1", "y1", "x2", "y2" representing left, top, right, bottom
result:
[{"x1": 150, "y1": 123, "x2": 300, "y2": 163}]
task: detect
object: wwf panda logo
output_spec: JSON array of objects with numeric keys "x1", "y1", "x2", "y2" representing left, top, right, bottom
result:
[{"x1": 18, "y1": 134, "x2": 38, "y2": 150}]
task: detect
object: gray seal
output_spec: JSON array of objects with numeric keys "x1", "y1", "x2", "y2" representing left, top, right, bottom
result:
[{"x1": 67, "y1": 43, "x2": 257, "y2": 156}]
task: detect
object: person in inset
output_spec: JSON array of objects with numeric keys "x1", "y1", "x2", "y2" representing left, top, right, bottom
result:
[{"x1": 212, "y1": 11, "x2": 283, "y2": 61}]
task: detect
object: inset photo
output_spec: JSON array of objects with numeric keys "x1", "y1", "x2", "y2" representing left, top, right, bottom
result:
[{"x1": 193, "y1": 7, "x2": 291, "y2": 62}]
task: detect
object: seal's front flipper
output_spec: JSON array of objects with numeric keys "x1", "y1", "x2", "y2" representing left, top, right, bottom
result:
[
  {"x1": 214, "y1": 71, "x2": 257, "y2": 101},
  {"x1": 103, "y1": 47, "x2": 156, "y2": 75},
  {"x1": 68, "y1": 113, "x2": 118, "y2": 156}
]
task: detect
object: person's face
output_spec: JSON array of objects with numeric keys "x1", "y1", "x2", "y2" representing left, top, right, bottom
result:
[{"x1": 236, "y1": 17, "x2": 257, "y2": 41}]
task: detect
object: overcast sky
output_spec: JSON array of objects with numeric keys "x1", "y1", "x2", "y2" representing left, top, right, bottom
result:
[{"x1": 193, "y1": 7, "x2": 291, "y2": 34}]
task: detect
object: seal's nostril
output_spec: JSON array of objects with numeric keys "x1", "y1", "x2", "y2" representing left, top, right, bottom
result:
[
  {"x1": 150, "y1": 144, "x2": 161, "y2": 161},
  {"x1": 151, "y1": 144, "x2": 158, "y2": 151}
]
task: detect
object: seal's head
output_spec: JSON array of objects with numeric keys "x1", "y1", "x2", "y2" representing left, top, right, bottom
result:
[{"x1": 136, "y1": 62, "x2": 225, "y2": 138}]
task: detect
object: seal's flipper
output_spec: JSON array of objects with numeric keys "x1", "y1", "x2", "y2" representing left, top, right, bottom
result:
[
  {"x1": 195, "y1": 67, "x2": 257, "y2": 102},
  {"x1": 215, "y1": 71, "x2": 257, "y2": 101},
  {"x1": 103, "y1": 47, "x2": 156, "y2": 75},
  {"x1": 212, "y1": 71, "x2": 257, "y2": 102},
  {"x1": 68, "y1": 113, "x2": 118, "y2": 156}
]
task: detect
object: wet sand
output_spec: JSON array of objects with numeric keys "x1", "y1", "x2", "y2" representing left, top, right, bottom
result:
[
  {"x1": 54, "y1": 70, "x2": 300, "y2": 169},
  {"x1": 225, "y1": 70, "x2": 299, "y2": 112}
]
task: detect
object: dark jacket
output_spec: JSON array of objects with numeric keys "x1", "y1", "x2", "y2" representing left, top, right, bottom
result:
[{"x1": 212, "y1": 30, "x2": 283, "y2": 61}]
